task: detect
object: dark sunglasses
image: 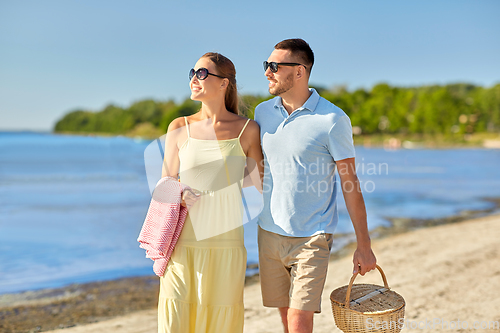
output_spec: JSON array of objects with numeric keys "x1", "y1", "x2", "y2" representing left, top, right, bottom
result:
[
  {"x1": 263, "y1": 61, "x2": 306, "y2": 73},
  {"x1": 189, "y1": 67, "x2": 226, "y2": 81}
]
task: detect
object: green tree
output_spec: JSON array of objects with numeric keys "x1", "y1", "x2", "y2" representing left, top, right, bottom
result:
[
  {"x1": 54, "y1": 82, "x2": 500, "y2": 137},
  {"x1": 159, "y1": 99, "x2": 200, "y2": 132}
]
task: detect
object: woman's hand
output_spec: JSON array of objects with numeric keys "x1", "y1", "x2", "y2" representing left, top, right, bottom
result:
[{"x1": 181, "y1": 188, "x2": 201, "y2": 209}]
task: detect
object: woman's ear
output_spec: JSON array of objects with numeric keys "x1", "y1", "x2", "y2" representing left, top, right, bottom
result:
[{"x1": 220, "y1": 78, "x2": 229, "y2": 90}]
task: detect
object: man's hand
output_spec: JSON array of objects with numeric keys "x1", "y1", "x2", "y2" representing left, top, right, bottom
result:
[{"x1": 353, "y1": 246, "x2": 377, "y2": 276}]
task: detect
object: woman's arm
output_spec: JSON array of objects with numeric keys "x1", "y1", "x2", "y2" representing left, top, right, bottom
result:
[
  {"x1": 161, "y1": 118, "x2": 185, "y2": 178},
  {"x1": 161, "y1": 118, "x2": 200, "y2": 207},
  {"x1": 242, "y1": 120, "x2": 264, "y2": 193}
]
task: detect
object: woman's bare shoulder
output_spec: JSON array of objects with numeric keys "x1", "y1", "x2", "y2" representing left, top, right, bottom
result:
[
  {"x1": 240, "y1": 118, "x2": 260, "y2": 140},
  {"x1": 167, "y1": 117, "x2": 188, "y2": 132},
  {"x1": 245, "y1": 118, "x2": 260, "y2": 132}
]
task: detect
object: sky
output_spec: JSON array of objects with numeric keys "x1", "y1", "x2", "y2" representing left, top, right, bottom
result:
[{"x1": 0, "y1": 0, "x2": 499, "y2": 131}]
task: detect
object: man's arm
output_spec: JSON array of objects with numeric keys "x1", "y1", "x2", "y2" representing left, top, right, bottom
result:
[{"x1": 336, "y1": 157, "x2": 377, "y2": 276}]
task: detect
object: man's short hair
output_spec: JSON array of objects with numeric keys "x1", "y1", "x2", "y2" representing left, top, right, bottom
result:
[{"x1": 274, "y1": 38, "x2": 314, "y2": 74}]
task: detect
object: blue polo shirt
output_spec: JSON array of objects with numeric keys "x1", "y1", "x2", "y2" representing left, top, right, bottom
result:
[{"x1": 254, "y1": 88, "x2": 355, "y2": 237}]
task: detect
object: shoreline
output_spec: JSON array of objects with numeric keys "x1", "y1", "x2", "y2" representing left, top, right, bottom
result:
[
  {"x1": 329, "y1": 196, "x2": 500, "y2": 261},
  {"x1": 2, "y1": 207, "x2": 500, "y2": 332},
  {"x1": 5, "y1": 130, "x2": 500, "y2": 149}
]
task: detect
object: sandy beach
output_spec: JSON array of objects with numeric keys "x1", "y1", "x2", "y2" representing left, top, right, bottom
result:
[{"x1": 2, "y1": 213, "x2": 499, "y2": 333}]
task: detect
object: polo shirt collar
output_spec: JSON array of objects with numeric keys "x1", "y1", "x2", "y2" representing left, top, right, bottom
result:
[{"x1": 273, "y1": 88, "x2": 321, "y2": 114}]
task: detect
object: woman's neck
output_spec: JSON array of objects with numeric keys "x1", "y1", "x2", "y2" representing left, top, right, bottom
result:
[{"x1": 199, "y1": 99, "x2": 229, "y2": 124}]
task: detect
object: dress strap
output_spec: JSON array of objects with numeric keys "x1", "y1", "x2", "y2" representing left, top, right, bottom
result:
[
  {"x1": 238, "y1": 119, "x2": 251, "y2": 139},
  {"x1": 183, "y1": 117, "x2": 190, "y2": 138},
  {"x1": 223, "y1": 157, "x2": 231, "y2": 186}
]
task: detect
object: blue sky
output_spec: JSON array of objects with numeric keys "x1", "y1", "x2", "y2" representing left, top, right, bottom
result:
[{"x1": 1, "y1": 0, "x2": 499, "y2": 131}]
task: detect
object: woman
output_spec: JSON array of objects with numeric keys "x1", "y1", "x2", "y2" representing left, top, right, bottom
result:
[{"x1": 158, "y1": 52, "x2": 264, "y2": 333}]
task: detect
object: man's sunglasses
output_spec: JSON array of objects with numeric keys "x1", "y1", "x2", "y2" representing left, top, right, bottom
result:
[
  {"x1": 263, "y1": 61, "x2": 307, "y2": 73},
  {"x1": 189, "y1": 68, "x2": 226, "y2": 81}
]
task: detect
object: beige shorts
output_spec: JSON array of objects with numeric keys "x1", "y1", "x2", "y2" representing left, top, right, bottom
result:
[{"x1": 258, "y1": 226, "x2": 333, "y2": 313}]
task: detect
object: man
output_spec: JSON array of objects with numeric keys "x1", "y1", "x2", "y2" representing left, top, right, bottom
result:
[{"x1": 254, "y1": 38, "x2": 377, "y2": 333}]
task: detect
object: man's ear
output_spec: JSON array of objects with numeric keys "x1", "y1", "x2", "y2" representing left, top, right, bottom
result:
[{"x1": 296, "y1": 65, "x2": 306, "y2": 79}]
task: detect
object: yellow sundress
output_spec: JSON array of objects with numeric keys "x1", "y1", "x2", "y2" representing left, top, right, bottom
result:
[{"x1": 158, "y1": 117, "x2": 250, "y2": 333}]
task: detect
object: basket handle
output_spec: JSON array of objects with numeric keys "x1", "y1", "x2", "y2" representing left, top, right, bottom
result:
[{"x1": 344, "y1": 265, "x2": 389, "y2": 309}]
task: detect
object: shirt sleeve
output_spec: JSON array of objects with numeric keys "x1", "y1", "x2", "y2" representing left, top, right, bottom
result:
[
  {"x1": 253, "y1": 104, "x2": 260, "y2": 123},
  {"x1": 327, "y1": 115, "x2": 356, "y2": 161}
]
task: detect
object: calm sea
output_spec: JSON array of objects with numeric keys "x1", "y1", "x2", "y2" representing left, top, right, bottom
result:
[{"x1": 1, "y1": 131, "x2": 499, "y2": 294}]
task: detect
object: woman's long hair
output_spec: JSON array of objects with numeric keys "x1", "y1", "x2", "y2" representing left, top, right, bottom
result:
[{"x1": 201, "y1": 52, "x2": 239, "y2": 115}]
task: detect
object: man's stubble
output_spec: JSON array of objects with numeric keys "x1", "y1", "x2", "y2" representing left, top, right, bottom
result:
[{"x1": 269, "y1": 72, "x2": 294, "y2": 96}]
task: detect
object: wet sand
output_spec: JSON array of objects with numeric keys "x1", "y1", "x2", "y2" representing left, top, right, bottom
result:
[{"x1": 1, "y1": 213, "x2": 499, "y2": 333}]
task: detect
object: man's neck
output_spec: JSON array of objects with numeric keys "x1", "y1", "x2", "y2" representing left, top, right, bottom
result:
[{"x1": 280, "y1": 87, "x2": 312, "y2": 115}]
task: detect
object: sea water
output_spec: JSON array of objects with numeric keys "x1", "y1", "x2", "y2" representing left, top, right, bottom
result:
[{"x1": 1, "y1": 131, "x2": 499, "y2": 294}]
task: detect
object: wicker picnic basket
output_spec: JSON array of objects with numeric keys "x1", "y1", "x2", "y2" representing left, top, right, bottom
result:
[{"x1": 330, "y1": 265, "x2": 405, "y2": 333}]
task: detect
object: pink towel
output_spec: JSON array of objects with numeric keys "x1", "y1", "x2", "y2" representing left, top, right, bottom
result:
[{"x1": 137, "y1": 177, "x2": 190, "y2": 277}]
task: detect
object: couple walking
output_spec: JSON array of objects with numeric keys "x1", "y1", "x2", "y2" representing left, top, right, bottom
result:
[{"x1": 158, "y1": 38, "x2": 377, "y2": 333}]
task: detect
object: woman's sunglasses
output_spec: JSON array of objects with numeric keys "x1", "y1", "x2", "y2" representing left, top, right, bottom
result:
[
  {"x1": 189, "y1": 68, "x2": 226, "y2": 81},
  {"x1": 263, "y1": 61, "x2": 307, "y2": 73}
]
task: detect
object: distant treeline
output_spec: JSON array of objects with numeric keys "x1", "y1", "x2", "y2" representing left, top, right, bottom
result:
[{"x1": 54, "y1": 83, "x2": 500, "y2": 137}]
